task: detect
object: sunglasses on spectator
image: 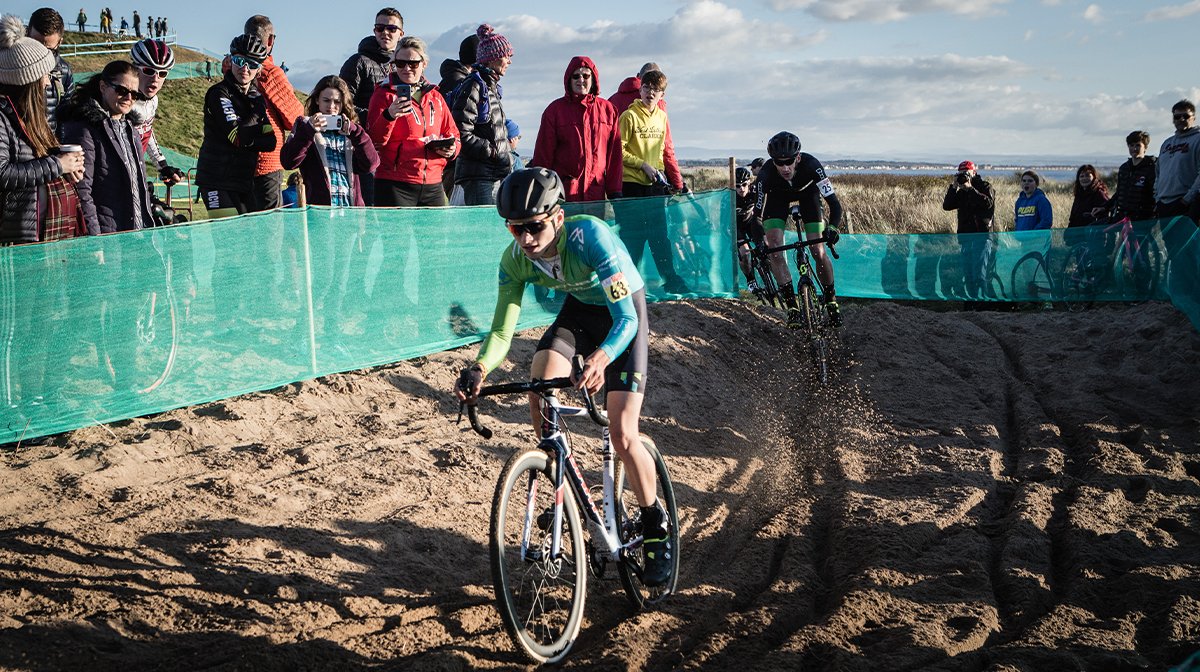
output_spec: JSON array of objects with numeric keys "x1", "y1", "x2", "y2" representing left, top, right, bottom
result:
[
  {"x1": 1174, "y1": 113, "x2": 1194, "y2": 120},
  {"x1": 772, "y1": 156, "x2": 797, "y2": 167},
  {"x1": 230, "y1": 55, "x2": 262, "y2": 70},
  {"x1": 507, "y1": 218, "x2": 551, "y2": 237},
  {"x1": 393, "y1": 58, "x2": 423, "y2": 69},
  {"x1": 139, "y1": 66, "x2": 169, "y2": 78},
  {"x1": 571, "y1": 72, "x2": 592, "y2": 80},
  {"x1": 104, "y1": 80, "x2": 137, "y2": 99},
  {"x1": 374, "y1": 23, "x2": 402, "y2": 34}
]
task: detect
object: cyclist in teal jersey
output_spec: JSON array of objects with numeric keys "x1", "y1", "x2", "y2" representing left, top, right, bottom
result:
[{"x1": 455, "y1": 167, "x2": 673, "y2": 586}]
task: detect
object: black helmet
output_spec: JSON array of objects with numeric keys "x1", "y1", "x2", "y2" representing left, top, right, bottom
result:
[
  {"x1": 735, "y1": 167, "x2": 753, "y2": 184},
  {"x1": 749, "y1": 157, "x2": 765, "y2": 170},
  {"x1": 229, "y1": 33, "x2": 270, "y2": 62},
  {"x1": 767, "y1": 132, "x2": 801, "y2": 161},
  {"x1": 497, "y1": 168, "x2": 565, "y2": 221}
]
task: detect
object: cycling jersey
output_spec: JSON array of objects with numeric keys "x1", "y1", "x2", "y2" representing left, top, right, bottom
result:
[
  {"x1": 130, "y1": 96, "x2": 167, "y2": 169},
  {"x1": 476, "y1": 213, "x2": 645, "y2": 373},
  {"x1": 753, "y1": 153, "x2": 842, "y2": 233}
]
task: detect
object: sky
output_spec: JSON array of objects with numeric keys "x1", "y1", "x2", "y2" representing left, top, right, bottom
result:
[{"x1": 16, "y1": 0, "x2": 1200, "y2": 162}]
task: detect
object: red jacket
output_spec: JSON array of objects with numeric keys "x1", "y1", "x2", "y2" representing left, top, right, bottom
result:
[
  {"x1": 530, "y1": 56, "x2": 622, "y2": 202},
  {"x1": 608, "y1": 75, "x2": 682, "y2": 189},
  {"x1": 367, "y1": 76, "x2": 460, "y2": 185},
  {"x1": 250, "y1": 56, "x2": 303, "y2": 176}
]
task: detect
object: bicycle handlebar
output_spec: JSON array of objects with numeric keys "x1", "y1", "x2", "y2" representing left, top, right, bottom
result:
[
  {"x1": 459, "y1": 355, "x2": 609, "y2": 438},
  {"x1": 761, "y1": 236, "x2": 840, "y2": 260}
]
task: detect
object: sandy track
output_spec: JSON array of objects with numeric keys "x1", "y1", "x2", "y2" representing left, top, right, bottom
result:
[{"x1": 1, "y1": 299, "x2": 1197, "y2": 671}]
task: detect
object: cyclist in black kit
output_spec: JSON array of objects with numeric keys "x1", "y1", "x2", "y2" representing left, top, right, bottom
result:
[
  {"x1": 752, "y1": 131, "x2": 842, "y2": 327},
  {"x1": 734, "y1": 166, "x2": 764, "y2": 292}
]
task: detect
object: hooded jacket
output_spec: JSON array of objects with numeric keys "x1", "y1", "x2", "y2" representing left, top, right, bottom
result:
[
  {"x1": 1154, "y1": 126, "x2": 1200, "y2": 205},
  {"x1": 339, "y1": 36, "x2": 392, "y2": 120},
  {"x1": 529, "y1": 56, "x2": 622, "y2": 202},
  {"x1": 1014, "y1": 188, "x2": 1053, "y2": 231},
  {"x1": 0, "y1": 94, "x2": 65, "y2": 243},
  {"x1": 618, "y1": 98, "x2": 683, "y2": 190},
  {"x1": 451, "y1": 64, "x2": 511, "y2": 184},
  {"x1": 437, "y1": 58, "x2": 471, "y2": 97},
  {"x1": 608, "y1": 75, "x2": 681, "y2": 189},
  {"x1": 279, "y1": 115, "x2": 379, "y2": 206},
  {"x1": 59, "y1": 97, "x2": 154, "y2": 235},
  {"x1": 367, "y1": 74, "x2": 460, "y2": 185}
]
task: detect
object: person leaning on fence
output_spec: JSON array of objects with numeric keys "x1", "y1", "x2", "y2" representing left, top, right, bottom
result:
[
  {"x1": 1014, "y1": 170, "x2": 1053, "y2": 231},
  {"x1": 0, "y1": 14, "x2": 86, "y2": 245},
  {"x1": 281, "y1": 75, "x2": 379, "y2": 207},
  {"x1": 59, "y1": 61, "x2": 155, "y2": 234},
  {"x1": 1154, "y1": 100, "x2": 1200, "y2": 224},
  {"x1": 366, "y1": 35, "x2": 458, "y2": 207},
  {"x1": 1112, "y1": 130, "x2": 1156, "y2": 223},
  {"x1": 26, "y1": 8, "x2": 74, "y2": 134},
  {"x1": 451, "y1": 23, "x2": 514, "y2": 206},
  {"x1": 942, "y1": 160, "x2": 995, "y2": 308}
]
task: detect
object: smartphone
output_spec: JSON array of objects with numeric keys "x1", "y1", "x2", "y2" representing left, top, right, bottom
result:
[
  {"x1": 395, "y1": 83, "x2": 411, "y2": 100},
  {"x1": 323, "y1": 114, "x2": 342, "y2": 131}
]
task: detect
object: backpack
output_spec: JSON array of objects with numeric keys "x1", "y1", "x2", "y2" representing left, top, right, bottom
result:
[{"x1": 443, "y1": 71, "x2": 489, "y2": 128}]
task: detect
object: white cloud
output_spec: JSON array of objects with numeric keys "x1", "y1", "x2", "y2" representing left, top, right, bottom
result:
[
  {"x1": 1144, "y1": 0, "x2": 1200, "y2": 20},
  {"x1": 1082, "y1": 4, "x2": 1104, "y2": 23},
  {"x1": 767, "y1": 0, "x2": 1010, "y2": 22},
  {"x1": 1024, "y1": 29, "x2": 1034, "y2": 41}
]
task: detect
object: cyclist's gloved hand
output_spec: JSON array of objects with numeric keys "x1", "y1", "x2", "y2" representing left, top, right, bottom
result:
[
  {"x1": 455, "y1": 364, "x2": 484, "y2": 402},
  {"x1": 825, "y1": 227, "x2": 841, "y2": 246},
  {"x1": 158, "y1": 164, "x2": 184, "y2": 186}
]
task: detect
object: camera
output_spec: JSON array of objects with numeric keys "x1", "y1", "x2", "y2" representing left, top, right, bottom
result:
[
  {"x1": 323, "y1": 114, "x2": 343, "y2": 131},
  {"x1": 956, "y1": 171, "x2": 970, "y2": 184}
]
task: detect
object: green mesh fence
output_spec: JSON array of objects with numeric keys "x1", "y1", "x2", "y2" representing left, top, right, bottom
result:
[
  {"x1": 77, "y1": 60, "x2": 221, "y2": 82},
  {"x1": 0, "y1": 191, "x2": 735, "y2": 443}
]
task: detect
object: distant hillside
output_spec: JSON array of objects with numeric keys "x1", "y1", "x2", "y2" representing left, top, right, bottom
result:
[{"x1": 61, "y1": 31, "x2": 211, "y2": 74}]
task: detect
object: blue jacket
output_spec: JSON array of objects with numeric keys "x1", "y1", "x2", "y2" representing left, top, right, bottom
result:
[{"x1": 1014, "y1": 189, "x2": 1053, "y2": 231}]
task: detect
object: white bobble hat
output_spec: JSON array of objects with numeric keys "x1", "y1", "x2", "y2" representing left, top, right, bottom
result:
[{"x1": 0, "y1": 15, "x2": 56, "y2": 86}]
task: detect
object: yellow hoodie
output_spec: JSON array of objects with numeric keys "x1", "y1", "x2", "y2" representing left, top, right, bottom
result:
[{"x1": 619, "y1": 99, "x2": 671, "y2": 186}]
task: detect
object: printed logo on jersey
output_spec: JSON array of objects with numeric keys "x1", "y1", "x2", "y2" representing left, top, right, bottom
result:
[
  {"x1": 817, "y1": 178, "x2": 835, "y2": 198},
  {"x1": 569, "y1": 226, "x2": 585, "y2": 247},
  {"x1": 1017, "y1": 205, "x2": 1038, "y2": 217},
  {"x1": 601, "y1": 272, "x2": 631, "y2": 303},
  {"x1": 220, "y1": 97, "x2": 238, "y2": 123}
]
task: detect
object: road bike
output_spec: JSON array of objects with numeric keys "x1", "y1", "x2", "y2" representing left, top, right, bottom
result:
[
  {"x1": 761, "y1": 231, "x2": 840, "y2": 384},
  {"x1": 460, "y1": 359, "x2": 679, "y2": 664}
]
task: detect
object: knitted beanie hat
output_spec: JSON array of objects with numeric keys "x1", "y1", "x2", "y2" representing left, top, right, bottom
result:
[
  {"x1": 474, "y1": 24, "x2": 512, "y2": 64},
  {"x1": 0, "y1": 15, "x2": 56, "y2": 86}
]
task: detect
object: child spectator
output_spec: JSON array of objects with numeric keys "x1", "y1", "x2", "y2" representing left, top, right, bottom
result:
[
  {"x1": 280, "y1": 75, "x2": 378, "y2": 206},
  {"x1": 1014, "y1": 170, "x2": 1053, "y2": 231},
  {"x1": 506, "y1": 119, "x2": 523, "y2": 171}
]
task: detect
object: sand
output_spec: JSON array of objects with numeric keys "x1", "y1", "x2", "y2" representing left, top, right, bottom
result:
[{"x1": 1, "y1": 299, "x2": 1198, "y2": 671}]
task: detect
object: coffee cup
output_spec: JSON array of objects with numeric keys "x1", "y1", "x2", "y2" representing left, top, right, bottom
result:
[{"x1": 57, "y1": 144, "x2": 83, "y2": 154}]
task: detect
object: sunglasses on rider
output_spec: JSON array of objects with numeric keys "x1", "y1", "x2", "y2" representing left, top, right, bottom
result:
[
  {"x1": 772, "y1": 156, "x2": 797, "y2": 167},
  {"x1": 507, "y1": 218, "x2": 550, "y2": 237},
  {"x1": 104, "y1": 80, "x2": 137, "y2": 99},
  {"x1": 230, "y1": 55, "x2": 262, "y2": 70},
  {"x1": 139, "y1": 66, "x2": 169, "y2": 78},
  {"x1": 374, "y1": 23, "x2": 402, "y2": 34}
]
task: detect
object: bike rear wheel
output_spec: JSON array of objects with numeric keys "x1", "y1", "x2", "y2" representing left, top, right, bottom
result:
[
  {"x1": 798, "y1": 280, "x2": 830, "y2": 384},
  {"x1": 1011, "y1": 251, "x2": 1056, "y2": 304},
  {"x1": 490, "y1": 449, "x2": 587, "y2": 664},
  {"x1": 615, "y1": 436, "x2": 680, "y2": 609}
]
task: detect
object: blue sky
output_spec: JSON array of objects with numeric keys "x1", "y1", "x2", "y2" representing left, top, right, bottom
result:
[{"x1": 16, "y1": 0, "x2": 1200, "y2": 162}]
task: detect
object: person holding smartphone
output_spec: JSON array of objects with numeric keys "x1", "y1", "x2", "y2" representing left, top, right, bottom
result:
[
  {"x1": 280, "y1": 75, "x2": 379, "y2": 206},
  {"x1": 366, "y1": 35, "x2": 459, "y2": 207}
]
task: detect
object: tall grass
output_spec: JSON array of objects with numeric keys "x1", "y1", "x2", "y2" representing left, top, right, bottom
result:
[{"x1": 683, "y1": 166, "x2": 1078, "y2": 234}]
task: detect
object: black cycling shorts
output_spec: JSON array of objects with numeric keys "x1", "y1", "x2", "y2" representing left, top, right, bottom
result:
[{"x1": 536, "y1": 289, "x2": 649, "y2": 394}]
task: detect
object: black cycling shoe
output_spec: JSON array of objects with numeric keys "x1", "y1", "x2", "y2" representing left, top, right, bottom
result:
[
  {"x1": 640, "y1": 503, "x2": 673, "y2": 587},
  {"x1": 826, "y1": 300, "x2": 842, "y2": 328}
]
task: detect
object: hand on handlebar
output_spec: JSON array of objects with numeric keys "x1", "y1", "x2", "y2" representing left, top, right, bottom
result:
[
  {"x1": 454, "y1": 364, "x2": 485, "y2": 402},
  {"x1": 824, "y1": 226, "x2": 841, "y2": 246},
  {"x1": 573, "y1": 350, "x2": 609, "y2": 395}
]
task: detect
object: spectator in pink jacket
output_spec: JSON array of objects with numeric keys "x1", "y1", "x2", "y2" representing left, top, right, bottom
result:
[{"x1": 530, "y1": 56, "x2": 622, "y2": 214}]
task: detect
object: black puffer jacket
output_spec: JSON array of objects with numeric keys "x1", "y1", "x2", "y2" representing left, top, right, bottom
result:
[
  {"x1": 339, "y1": 36, "x2": 391, "y2": 120},
  {"x1": 45, "y1": 52, "x2": 74, "y2": 134},
  {"x1": 60, "y1": 97, "x2": 154, "y2": 235},
  {"x1": 437, "y1": 58, "x2": 470, "y2": 96},
  {"x1": 451, "y1": 66, "x2": 511, "y2": 184},
  {"x1": 195, "y1": 73, "x2": 276, "y2": 194},
  {"x1": 0, "y1": 95, "x2": 64, "y2": 244}
]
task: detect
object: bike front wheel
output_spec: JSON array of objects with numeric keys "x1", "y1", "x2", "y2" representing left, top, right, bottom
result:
[
  {"x1": 490, "y1": 449, "x2": 587, "y2": 664},
  {"x1": 798, "y1": 280, "x2": 830, "y2": 384},
  {"x1": 615, "y1": 436, "x2": 680, "y2": 609}
]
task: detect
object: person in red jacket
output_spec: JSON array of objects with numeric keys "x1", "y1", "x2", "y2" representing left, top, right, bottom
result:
[
  {"x1": 367, "y1": 35, "x2": 459, "y2": 206},
  {"x1": 530, "y1": 56, "x2": 622, "y2": 215},
  {"x1": 607, "y1": 61, "x2": 683, "y2": 193}
]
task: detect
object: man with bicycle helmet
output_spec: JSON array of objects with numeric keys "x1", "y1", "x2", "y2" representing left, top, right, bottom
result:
[
  {"x1": 129, "y1": 38, "x2": 184, "y2": 187},
  {"x1": 753, "y1": 131, "x2": 843, "y2": 327},
  {"x1": 455, "y1": 167, "x2": 674, "y2": 587},
  {"x1": 734, "y1": 166, "x2": 765, "y2": 292}
]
